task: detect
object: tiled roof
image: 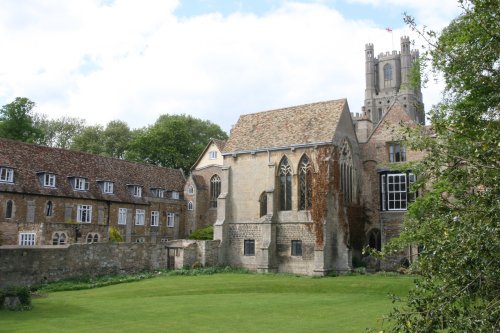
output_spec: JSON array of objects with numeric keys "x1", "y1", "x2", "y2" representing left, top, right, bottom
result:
[
  {"x1": 212, "y1": 139, "x2": 226, "y2": 152},
  {"x1": 0, "y1": 139, "x2": 185, "y2": 204},
  {"x1": 224, "y1": 99, "x2": 347, "y2": 153}
]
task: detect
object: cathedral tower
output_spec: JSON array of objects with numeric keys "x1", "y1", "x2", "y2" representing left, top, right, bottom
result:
[{"x1": 363, "y1": 36, "x2": 424, "y2": 124}]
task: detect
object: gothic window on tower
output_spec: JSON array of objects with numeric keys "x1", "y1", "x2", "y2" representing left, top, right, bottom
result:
[
  {"x1": 383, "y1": 63, "x2": 392, "y2": 87},
  {"x1": 298, "y1": 155, "x2": 312, "y2": 210},
  {"x1": 210, "y1": 174, "x2": 221, "y2": 208},
  {"x1": 279, "y1": 156, "x2": 292, "y2": 211}
]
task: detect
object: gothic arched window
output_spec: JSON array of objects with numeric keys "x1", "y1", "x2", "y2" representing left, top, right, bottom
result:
[
  {"x1": 383, "y1": 63, "x2": 392, "y2": 81},
  {"x1": 259, "y1": 192, "x2": 267, "y2": 217},
  {"x1": 210, "y1": 175, "x2": 221, "y2": 208},
  {"x1": 340, "y1": 140, "x2": 355, "y2": 203},
  {"x1": 298, "y1": 155, "x2": 312, "y2": 210},
  {"x1": 279, "y1": 156, "x2": 292, "y2": 211}
]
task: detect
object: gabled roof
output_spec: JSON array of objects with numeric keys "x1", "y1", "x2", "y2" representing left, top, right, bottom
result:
[
  {"x1": 0, "y1": 139, "x2": 185, "y2": 204},
  {"x1": 190, "y1": 138, "x2": 226, "y2": 170},
  {"x1": 224, "y1": 99, "x2": 347, "y2": 153}
]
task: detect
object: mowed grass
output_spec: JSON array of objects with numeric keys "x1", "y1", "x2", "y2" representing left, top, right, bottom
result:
[{"x1": 0, "y1": 273, "x2": 413, "y2": 333}]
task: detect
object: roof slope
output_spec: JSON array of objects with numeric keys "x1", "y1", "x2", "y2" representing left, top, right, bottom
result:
[
  {"x1": 0, "y1": 139, "x2": 185, "y2": 204},
  {"x1": 224, "y1": 99, "x2": 347, "y2": 153}
]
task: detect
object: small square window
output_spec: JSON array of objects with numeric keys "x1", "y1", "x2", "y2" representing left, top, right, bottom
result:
[
  {"x1": 291, "y1": 240, "x2": 302, "y2": 256},
  {"x1": 0, "y1": 167, "x2": 14, "y2": 183},
  {"x1": 208, "y1": 151, "x2": 218, "y2": 160},
  {"x1": 103, "y1": 181, "x2": 114, "y2": 194},
  {"x1": 171, "y1": 191, "x2": 179, "y2": 200},
  {"x1": 44, "y1": 173, "x2": 56, "y2": 187},
  {"x1": 74, "y1": 177, "x2": 89, "y2": 191},
  {"x1": 244, "y1": 239, "x2": 255, "y2": 256}
]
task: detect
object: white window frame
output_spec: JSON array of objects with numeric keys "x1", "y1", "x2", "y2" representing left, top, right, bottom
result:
[
  {"x1": 19, "y1": 232, "x2": 36, "y2": 246},
  {"x1": 151, "y1": 211, "x2": 159, "y2": 226},
  {"x1": 74, "y1": 177, "x2": 89, "y2": 191},
  {"x1": 167, "y1": 212, "x2": 175, "y2": 228},
  {"x1": 44, "y1": 173, "x2": 56, "y2": 187},
  {"x1": 118, "y1": 208, "x2": 127, "y2": 225},
  {"x1": 187, "y1": 201, "x2": 194, "y2": 211},
  {"x1": 386, "y1": 173, "x2": 407, "y2": 211},
  {"x1": 208, "y1": 151, "x2": 217, "y2": 160},
  {"x1": 152, "y1": 188, "x2": 165, "y2": 198},
  {"x1": 103, "y1": 181, "x2": 114, "y2": 194},
  {"x1": 0, "y1": 167, "x2": 14, "y2": 183},
  {"x1": 187, "y1": 185, "x2": 194, "y2": 195},
  {"x1": 135, "y1": 209, "x2": 145, "y2": 225},
  {"x1": 133, "y1": 186, "x2": 142, "y2": 197},
  {"x1": 171, "y1": 191, "x2": 179, "y2": 200},
  {"x1": 77, "y1": 204, "x2": 92, "y2": 223}
]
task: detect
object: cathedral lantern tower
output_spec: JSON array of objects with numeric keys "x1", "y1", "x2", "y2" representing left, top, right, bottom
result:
[{"x1": 363, "y1": 36, "x2": 424, "y2": 125}]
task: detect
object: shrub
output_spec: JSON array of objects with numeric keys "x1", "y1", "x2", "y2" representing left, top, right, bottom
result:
[
  {"x1": 188, "y1": 225, "x2": 213, "y2": 240},
  {"x1": 109, "y1": 226, "x2": 124, "y2": 242},
  {"x1": 1, "y1": 286, "x2": 32, "y2": 311}
]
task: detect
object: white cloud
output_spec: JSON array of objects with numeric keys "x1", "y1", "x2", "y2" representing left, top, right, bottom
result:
[{"x1": 0, "y1": 0, "x2": 460, "y2": 132}]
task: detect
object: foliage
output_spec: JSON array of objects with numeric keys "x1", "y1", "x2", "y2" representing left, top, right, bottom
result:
[
  {"x1": 0, "y1": 286, "x2": 32, "y2": 311},
  {"x1": 36, "y1": 116, "x2": 86, "y2": 149},
  {"x1": 188, "y1": 225, "x2": 214, "y2": 240},
  {"x1": 125, "y1": 114, "x2": 227, "y2": 171},
  {"x1": 70, "y1": 124, "x2": 105, "y2": 155},
  {"x1": 380, "y1": 1, "x2": 500, "y2": 331},
  {"x1": 102, "y1": 120, "x2": 131, "y2": 158},
  {"x1": 1, "y1": 274, "x2": 413, "y2": 332},
  {"x1": 0, "y1": 97, "x2": 44, "y2": 143},
  {"x1": 108, "y1": 226, "x2": 124, "y2": 243}
]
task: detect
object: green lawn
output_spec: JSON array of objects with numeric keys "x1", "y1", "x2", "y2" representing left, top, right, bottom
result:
[{"x1": 0, "y1": 273, "x2": 413, "y2": 333}]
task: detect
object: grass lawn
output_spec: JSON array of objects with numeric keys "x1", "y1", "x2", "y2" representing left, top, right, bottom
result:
[{"x1": 0, "y1": 273, "x2": 413, "y2": 333}]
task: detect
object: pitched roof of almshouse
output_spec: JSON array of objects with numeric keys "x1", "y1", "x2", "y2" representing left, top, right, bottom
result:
[
  {"x1": 0, "y1": 139, "x2": 185, "y2": 204},
  {"x1": 224, "y1": 99, "x2": 347, "y2": 153}
]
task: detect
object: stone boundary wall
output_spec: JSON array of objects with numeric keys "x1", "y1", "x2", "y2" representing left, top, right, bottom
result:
[{"x1": 0, "y1": 240, "x2": 221, "y2": 287}]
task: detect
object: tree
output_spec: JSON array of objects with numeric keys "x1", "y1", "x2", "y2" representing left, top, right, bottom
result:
[
  {"x1": 37, "y1": 116, "x2": 87, "y2": 149},
  {"x1": 70, "y1": 125, "x2": 105, "y2": 155},
  {"x1": 380, "y1": 1, "x2": 499, "y2": 331},
  {"x1": 0, "y1": 97, "x2": 44, "y2": 143},
  {"x1": 103, "y1": 120, "x2": 131, "y2": 159},
  {"x1": 126, "y1": 114, "x2": 227, "y2": 171}
]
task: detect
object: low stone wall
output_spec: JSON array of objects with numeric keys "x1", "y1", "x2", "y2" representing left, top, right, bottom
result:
[{"x1": 0, "y1": 240, "x2": 221, "y2": 287}]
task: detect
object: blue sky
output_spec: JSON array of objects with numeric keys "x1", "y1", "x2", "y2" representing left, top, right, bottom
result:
[{"x1": 0, "y1": 0, "x2": 461, "y2": 132}]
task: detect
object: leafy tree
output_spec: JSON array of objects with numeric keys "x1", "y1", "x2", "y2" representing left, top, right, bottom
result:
[
  {"x1": 70, "y1": 125, "x2": 105, "y2": 155},
  {"x1": 103, "y1": 120, "x2": 131, "y2": 159},
  {"x1": 380, "y1": 1, "x2": 499, "y2": 331},
  {"x1": 37, "y1": 116, "x2": 87, "y2": 149},
  {"x1": 126, "y1": 114, "x2": 227, "y2": 171},
  {"x1": 0, "y1": 97, "x2": 44, "y2": 143}
]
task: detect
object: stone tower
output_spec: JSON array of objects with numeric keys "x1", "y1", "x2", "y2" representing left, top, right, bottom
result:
[{"x1": 362, "y1": 36, "x2": 424, "y2": 124}]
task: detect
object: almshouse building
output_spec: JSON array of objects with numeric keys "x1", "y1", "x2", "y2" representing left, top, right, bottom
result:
[{"x1": 0, "y1": 139, "x2": 186, "y2": 246}]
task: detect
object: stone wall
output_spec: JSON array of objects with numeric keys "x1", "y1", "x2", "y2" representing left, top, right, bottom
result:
[{"x1": 0, "y1": 240, "x2": 221, "y2": 287}]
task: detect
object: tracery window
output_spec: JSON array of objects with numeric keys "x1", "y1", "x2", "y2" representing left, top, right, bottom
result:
[
  {"x1": 298, "y1": 155, "x2": 312, "y2": 210},
  {"x1": 210, "y1": 175, "x2": 221, "y2": 208},
  {"x1": 383, "y1": 63, "x2": 392, "y2": 81},
  {"x1": 52, "y1": 232, "x2": 67, "y2": 245},
  {"x1": 279, "y1": 156, "x2": 292, "y2": 211},
  {"x1": 340, "y1": 140, "x2": 355, "y2": 203}
]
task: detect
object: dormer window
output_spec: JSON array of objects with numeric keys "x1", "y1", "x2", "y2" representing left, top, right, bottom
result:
[
  {"x1": 209, "y1": 151, "x2": 218, "y2": 160},
  {"x1": 0, "y1": 167, "x2": 14, "y2": 183},
  {"x1": 151, "y1": 188, "x2": 165, "y2": 198},
  {"x1": 44, "y1": 173, "x2": 56, "y2": 187},
  {"x1": 73, "y1": 177, "x2": 89, "y2": 191},
  {"x1": 102, "y1": 181, "x2": 114, "y2": 194},
  {"x1": 128, "y1": 185, "x2": 142, "y2": 197},
  {"x1": 171, "y1": 191, "x2": 179, "y2": 200}
]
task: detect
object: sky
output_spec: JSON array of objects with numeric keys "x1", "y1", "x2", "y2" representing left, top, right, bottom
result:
[{"x1": 0, "y1": 0, "x2": 461, "y2": 133}]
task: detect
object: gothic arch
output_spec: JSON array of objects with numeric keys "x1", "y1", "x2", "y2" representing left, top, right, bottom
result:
[
  {"x1": 340, "y1": 139, "x2": 356, "y2": 203},
  {"x1": 278, "y1": 155, "x2": 292, "y2": 211},
  {"x1": 210, "y1": 174, "x2": 221, "y2": 208},
  {"x1": 298, "y1": 154, "x2": 313, "y2": 210}
]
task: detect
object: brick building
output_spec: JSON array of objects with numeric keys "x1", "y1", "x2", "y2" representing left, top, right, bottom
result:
[{"x1": 0, "y1": 139, "x2": 187, "y2": 246}]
